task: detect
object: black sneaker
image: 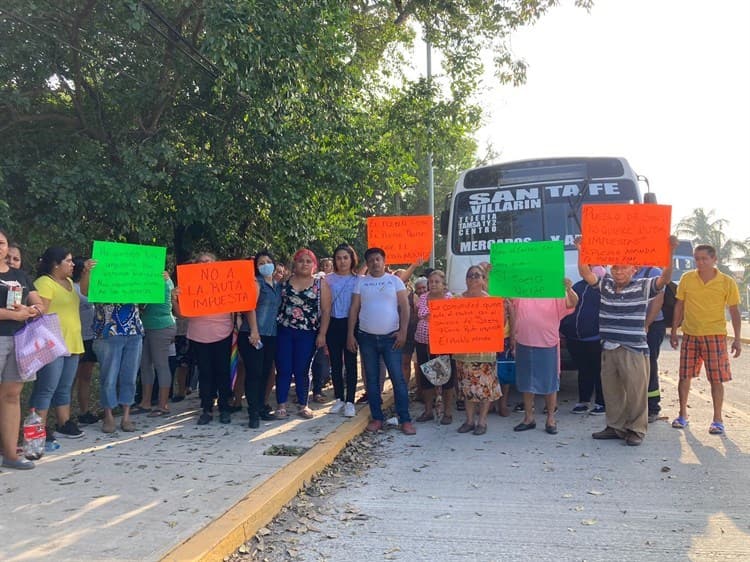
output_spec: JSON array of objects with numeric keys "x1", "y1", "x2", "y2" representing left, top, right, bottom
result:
[
  {"x1": 77, "y1": 412, "x2": 99, "y2": 425},
  {"x1": 56, "y1": 420, "x2": 85, "y2": 439},
  {"x1": 513, "y1": 402, "x2": 524, "y2": 413},
  {"x1": 219, "y1": 411, "x2": 231, "y2": 424},
  {"x1": 571, "y1": 404, "x2": 589, "y2": 414},
  {"x1": 590, "y1": 405, "x2": 606, "y2": 415},
  {"x1": 197, "y1": 412, "x2": 211, "y2": 425},
  {"x1": 248, "y1": 416, "x2": 260, "y2": 429}
]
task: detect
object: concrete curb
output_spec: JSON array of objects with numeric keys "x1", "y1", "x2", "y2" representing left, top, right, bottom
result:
[{"x1": 161, "y1": 390, "x2": 396, "y2": 562}]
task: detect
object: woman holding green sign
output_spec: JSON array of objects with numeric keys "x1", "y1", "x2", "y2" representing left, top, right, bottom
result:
[
  {"x1": 511, "y1": 280, "x2": 578, "y2": 435},
  {"x1": 92, "y1": 302, "x2": 144, "y2": 433}
]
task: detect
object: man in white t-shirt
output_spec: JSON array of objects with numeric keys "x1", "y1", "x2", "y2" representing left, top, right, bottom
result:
[{"x1": 347, "y1": 248, "x2": 415, "y2": 435}]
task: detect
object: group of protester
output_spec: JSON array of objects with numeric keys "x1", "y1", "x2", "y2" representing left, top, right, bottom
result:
[{"x1": 0, "y1": 227, "x2": 743, "y2": 471}]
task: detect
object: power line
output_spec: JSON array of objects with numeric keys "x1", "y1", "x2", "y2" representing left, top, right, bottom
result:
[
  {"x1": 0, "y1": 7, "x2": 226, "y2": 125},
  {"x1": 0, "y1": 7, "x2": 148, "y2": 87},
  {"x1": 137, "y1": 7, "x2": 219, "y2": 79},
  {"x1": 140, "y1": 1, "x2": 220, "y2": 76}
]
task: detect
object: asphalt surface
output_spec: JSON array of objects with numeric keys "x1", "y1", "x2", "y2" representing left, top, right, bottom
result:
[
  {"x1": 1, "y1": 329, "x2": 748, "y2": 562},
  {"x1": 242, "y1": 339, "x2": 750, "y2": 562}
]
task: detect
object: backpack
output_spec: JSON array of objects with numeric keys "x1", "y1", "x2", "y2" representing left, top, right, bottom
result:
[
  {"x1": 559, "y1": 280, "x2": 600, "y2": 340},
  {"x1": 661, "y1": 281, "x2": 678, "y2": 326}
]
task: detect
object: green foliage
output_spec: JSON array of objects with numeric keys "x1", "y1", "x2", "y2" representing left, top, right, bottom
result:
[
  {"x1": 0, "y1": 0, "x2": 581, "y2": 266},
  {"x1": 675, "y1": 208, "x2": 747, "y2": 275}
]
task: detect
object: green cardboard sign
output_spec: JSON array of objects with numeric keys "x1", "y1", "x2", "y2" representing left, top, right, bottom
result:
[
  {"x1": 488, "y1": 240, "x2": 565, "y2": 298},
  {"x1": 88, "y1": 241, "x2": 167, "y2": 303}
]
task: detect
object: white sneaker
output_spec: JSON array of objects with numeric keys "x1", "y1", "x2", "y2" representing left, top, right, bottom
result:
[
  {"x1": 343, "y1": 402, "x2": 356, "y2": 417},
  {"x1": 329, "y1": 399, "x2": 345, "y2": 414}
]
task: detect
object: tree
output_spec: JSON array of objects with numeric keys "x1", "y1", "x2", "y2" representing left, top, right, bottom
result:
[
  {"x1": 675, "y1": 208, "x2": 748, "y2": 276},
  {"x1": 1, "y1": 1, "x2": 587, "y2": 264}
]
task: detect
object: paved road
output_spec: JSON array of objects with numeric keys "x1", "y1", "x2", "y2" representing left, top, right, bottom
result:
[
  {"x1": 250, "y1": 342, "x2": 750, "y2": 562},
  {"x1": 1, "y1": 337, "x2": 747, "y2": 561}
]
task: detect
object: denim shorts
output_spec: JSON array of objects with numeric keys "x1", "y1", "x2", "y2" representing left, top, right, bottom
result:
[{"x1": 0, "y1": 336, "x2": 34, "y2": 383}]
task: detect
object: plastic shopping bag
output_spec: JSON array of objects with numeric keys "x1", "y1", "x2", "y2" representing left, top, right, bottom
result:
[{"x1": 14, "y1": 314, "x2": 70, "y2": 380}]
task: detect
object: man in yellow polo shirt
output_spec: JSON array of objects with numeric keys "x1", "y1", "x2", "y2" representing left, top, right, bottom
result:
[{"x1": 669, "y1": 244, "x2": 741, "y2": 435}]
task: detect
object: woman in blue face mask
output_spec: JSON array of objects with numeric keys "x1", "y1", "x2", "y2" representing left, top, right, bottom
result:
[{"x1": 237, "y1": 250, "x2": 282, "y2": 427}]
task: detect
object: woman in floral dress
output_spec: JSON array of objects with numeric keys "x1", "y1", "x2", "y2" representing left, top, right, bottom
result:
[{"x1": 454, "y1": 265, "x2": 503, "y2": 436}]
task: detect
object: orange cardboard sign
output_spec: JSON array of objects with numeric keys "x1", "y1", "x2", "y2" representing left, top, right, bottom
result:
[
  {"x1": 580, "y1": 204, "x2": 672, "y2": 266},
  {"x1": 176, "y1": 260, "x2": 257, "y2": 317},
  {"x1": 367, "y1": 215, "x2": 433, "y2": 265},
  {"x1": 428, "y1": 297, "x2": 505, "y2": 354}
]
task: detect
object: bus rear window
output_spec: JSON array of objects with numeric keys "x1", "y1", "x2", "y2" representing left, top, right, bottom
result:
[{"x1": 463, "y1": 158, "x2": 626, "y2": 189}]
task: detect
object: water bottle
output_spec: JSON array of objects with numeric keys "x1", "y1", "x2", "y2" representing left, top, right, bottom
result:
[
  {"x1": 23, "y1": 408, "x2": 46, "y2": 461},
  {"x1": 253, "y1": 339, "x2": 264, "y2": 350}
]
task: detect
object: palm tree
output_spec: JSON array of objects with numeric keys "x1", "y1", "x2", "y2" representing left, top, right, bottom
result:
[
  {"x1": 675, "y1": 208, "x2": 745, "y2": 275},
  {"x1": 735, "y1": 237, "x2": 750, "y2": 310}
]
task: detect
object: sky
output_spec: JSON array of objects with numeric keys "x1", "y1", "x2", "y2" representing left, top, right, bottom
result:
[{"x1": 470, "y1": 0, "x2": 750, "y2": 242}]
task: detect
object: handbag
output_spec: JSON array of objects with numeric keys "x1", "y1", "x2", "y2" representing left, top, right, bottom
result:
[
  {"x1": 497, "y1": 349, "x2": 516, "y2": 385},
  {"x1": 14, "y1": 313, "x2": 70, "y2": 380},
  {"x1": 420, "y1": 355, "x2": 451, "y2": 386}
]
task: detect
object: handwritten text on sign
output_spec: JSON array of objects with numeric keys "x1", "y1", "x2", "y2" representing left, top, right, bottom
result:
[
  {"x1": 367, "y1": 215, "x2": 433, "y2": 265},
  {"x1": 489, "y1": 240, "x2": 565, "y2": 298},
  {"x1": 428, "y1": 298, "x2": 505, "y2": 354},
  {"x1": 580, "y1": 204, "x2": 672, "y2": 266},
  {"x1": 88, "y1": 241, "x2": 166, "y2": 304},
  {"x1": 177, "y1": 260, "x2": 257, "y2": 317}
]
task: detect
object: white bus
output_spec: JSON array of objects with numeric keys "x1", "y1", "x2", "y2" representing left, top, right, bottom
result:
[{"x1": 441, "y1": 157, "x2": 648, "y2": 292}]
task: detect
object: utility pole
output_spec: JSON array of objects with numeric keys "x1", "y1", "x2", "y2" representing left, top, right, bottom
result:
[{"x1": 426, "y1": 37, "x2": 435, "y2": 268}]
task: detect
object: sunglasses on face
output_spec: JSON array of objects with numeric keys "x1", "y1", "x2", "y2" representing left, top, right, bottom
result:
[{"x1": 467, "y1": 272, "x2": 484, "y2": 279}]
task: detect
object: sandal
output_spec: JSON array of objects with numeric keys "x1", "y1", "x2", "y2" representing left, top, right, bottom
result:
[
  {"x1": 148, "y1": 408, "x2": 169, "y2": 417},
  {"x1": 457, "y1": 422, "x2": 475, "y2": 433},
  {"x1": 130, "y1": 406, "x2": 151, "y2": 415},
  {"x1": 275, "y1": 407, "x2": 289, "y2": 419},
  {"x1": 709, "y1": 421, "x2": 725, "y2": 435},
  {"x1": 298, "y1": 406, "x2": 314, "y2": 419},
  {"x1": 416, "y1": 412, "x2": 435, "y2": 423},
  {"x1": 671, "y1": 416, "x2": 689, "y2": 429},
  {"x1": 473, "y1": 424, "x2": 487, "y2": 436},
  {"x1": 313, "y1": 394, "x2": 327, "y2": 404}
]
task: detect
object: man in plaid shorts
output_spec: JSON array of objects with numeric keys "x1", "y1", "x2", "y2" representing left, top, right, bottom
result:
[{"x1": 669, "y1": 244, "x2": 742, "y2": 435}]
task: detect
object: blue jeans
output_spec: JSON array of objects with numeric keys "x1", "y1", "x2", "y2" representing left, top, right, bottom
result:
[
  {"x1": 356, "y1": 330, "x2": 410, "y2": 423},
  {"x1": 646, "y1": 320, "x2": 666, "y2": 414},
  {"x1": 29, "y1": 354, "x2": 81, "y2": 410},
  {"x1": 94, "y1": 335, "x2": 143, "y2": 409},
  {"x1": 275, "y1": 325, "x2": 316, "y2": 405}
]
